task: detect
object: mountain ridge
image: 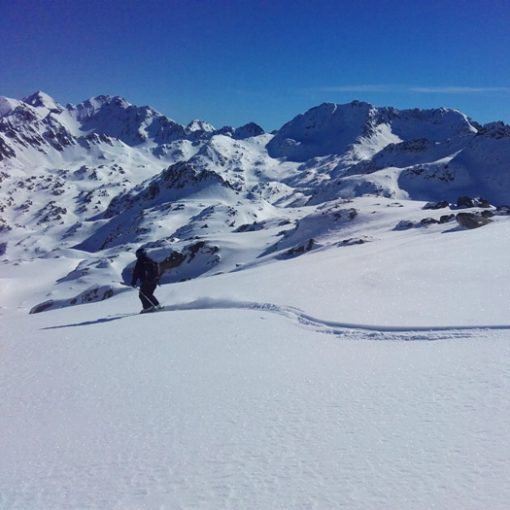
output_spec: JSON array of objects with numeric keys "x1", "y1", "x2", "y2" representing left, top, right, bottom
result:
[{"x1": 1, "y1": 91, "x2": 509, "y2": 313}]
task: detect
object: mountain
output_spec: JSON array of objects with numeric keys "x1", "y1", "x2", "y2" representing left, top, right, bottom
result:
[
  {"x1": 2, "y1": 92, "x2": 510, "y2": 510},
  {"x1": 1, "y1": 91, "x2": 509, "y2": 312},
  {"x1": 266, "y1": 101, "x2": 476, "y2": 162}
]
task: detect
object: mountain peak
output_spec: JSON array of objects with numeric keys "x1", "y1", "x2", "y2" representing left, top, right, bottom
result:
[
  {"x1": 186, "y1": 119, "x2": 216, "y2": 133},
  {"x1": 267, "y1": 100, "x2": 377, "y2": 161},
  {"x1": 23, "y1": 91, "x2": 61, "y2": 111},
  {"x1": 81, "y1": 95, "x2": 132, "y2": 111},
  {"x1": 479, "y1": 121, "x2": 510, "y2": 138},
  {"x1": 233, "y1": 122, "x2": 265, "y2": 140}
]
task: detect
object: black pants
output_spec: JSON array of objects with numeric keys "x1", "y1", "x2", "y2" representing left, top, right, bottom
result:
[{"x1": 139, "y1": 280, "x2": 160, "y2": 309}]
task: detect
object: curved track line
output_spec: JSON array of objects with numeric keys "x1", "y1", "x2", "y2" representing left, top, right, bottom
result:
[
  {"x1": 45, "y1": 298, "x2": 510, "y2": 340},
  {"x1": 169, "y1": 298, "x2": 510, "y2": 341}
]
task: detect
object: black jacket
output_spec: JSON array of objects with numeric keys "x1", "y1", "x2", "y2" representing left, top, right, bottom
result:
[{"x1": 131, "y1": 255, "x2": 160, "y2": 286}]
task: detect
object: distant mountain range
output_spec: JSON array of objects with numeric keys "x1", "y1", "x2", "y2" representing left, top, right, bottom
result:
[{"x1": 1, "y1": 91, "x2": 509, "y2": 312}]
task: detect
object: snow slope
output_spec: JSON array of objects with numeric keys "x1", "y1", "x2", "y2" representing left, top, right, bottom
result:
[{"x1": 1, "y1": 218, "x2": 510, "y2": 509}]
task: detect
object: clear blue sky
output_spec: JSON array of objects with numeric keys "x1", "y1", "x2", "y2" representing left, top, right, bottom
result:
[{"x1": 1, "y1": 0, "x2": 509, "y2": 130}]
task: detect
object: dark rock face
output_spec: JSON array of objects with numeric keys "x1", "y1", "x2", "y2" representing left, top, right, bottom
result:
[
  {"x1": 215, "y1": 126, "x2": 235, "y2": 137},
  {"x1": 233, "y1": 123, "x2": 265, "y2": 140},
  {"x1": 424, "y1": 201, "x2": 449, "y2": 210},
  {"x1": 478, "y1": 121, "x2": 510, "y2": 139},
  {"x1": 0, "y1": 137, "x2": 16, "y2": 160},
  {"x1": 420, "y1": 217, "x2": 439, "y2": 226},
  {"x1": 455, "y1": 196, "x2": 492, "y2": 209},
  {"x1": 283, "y1": 238, "x2": 316, "y2": 258},
  {"x1": 495, "y1": 206, "x2": 510, "y2": 215},
  {"x1": 456, "y1": 212, "x2": 492, "y2": 229},
  {"x1": 29, "y1": 285, "x2": 116, "y2": 314},
  {"x1": 439, "y1": 214, "x2": 455, "y2": 224},
  {"x1": 456, "y1": 196, "x2": 475, "y2": 208}
]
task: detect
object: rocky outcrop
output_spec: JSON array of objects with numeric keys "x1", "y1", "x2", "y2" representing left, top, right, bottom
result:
[
  {"x1": 29, "y1": 284, "x2": 117, "y2": 314},
  {"x1": 104, "y1": 162, "x2": 234, "y2": 218},
  {"x1": 233, "y1": 122, "x2": 264, "y2": 140},
  {"x1": 456, "y1": 212, "x2": 493, "y2": 229}
]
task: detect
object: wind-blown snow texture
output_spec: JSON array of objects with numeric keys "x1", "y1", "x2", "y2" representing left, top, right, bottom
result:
[{"x1": 1, "y1": 92, "x2": 510, "y2": 509}]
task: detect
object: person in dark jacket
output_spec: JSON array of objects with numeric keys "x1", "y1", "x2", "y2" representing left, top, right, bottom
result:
[{"x1": 131, "y1": 247, "x2": 161, "y2": 312}]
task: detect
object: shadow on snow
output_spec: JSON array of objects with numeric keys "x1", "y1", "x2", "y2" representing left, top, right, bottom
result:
[{"x1": 42, "y1": 298, "x2": 510, "y2": 341}]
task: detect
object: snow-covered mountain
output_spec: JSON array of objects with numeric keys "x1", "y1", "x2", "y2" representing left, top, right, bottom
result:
[
  {"x1": 3, "y1": 91, "x2": 510, "y2": 510},
  {"x1": 1, "y1": 91, "x2": 510, "y2": 313}
]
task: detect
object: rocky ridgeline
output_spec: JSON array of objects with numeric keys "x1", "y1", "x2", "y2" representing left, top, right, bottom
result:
[
  {"x1": 0, "y1": 92, "x2": 265, "y2": 164},
  {"x1": 395, "y1": 196, "x2": 510, "y2": 231},
  {"x1": 103, "y1": 162, "x2": 235, "y2": 218}
]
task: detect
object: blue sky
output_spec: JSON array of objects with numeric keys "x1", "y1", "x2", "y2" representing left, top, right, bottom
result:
[{"x1": 1, "y1": 0, "x2": 509, "y2": 130}]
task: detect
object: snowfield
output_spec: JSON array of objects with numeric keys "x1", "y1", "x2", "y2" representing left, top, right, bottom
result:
[
  {"x1": 1, "y1": 92, "x2": 510, "y2": 509},
  {"x1": 2, "y1": 219, "x2": 510, "y2": 509}
]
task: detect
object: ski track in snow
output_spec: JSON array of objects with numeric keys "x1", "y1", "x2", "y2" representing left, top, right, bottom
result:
[{"x1": 46, "y1": 297, "x2": 510, "y2": 342}]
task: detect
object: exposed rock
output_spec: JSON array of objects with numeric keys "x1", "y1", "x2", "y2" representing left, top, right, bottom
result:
[
  {"x1": 456, "y1": 212, "x2": 492, "y2": 229},
  {"x1": 394, "y1": 220, "x2": 415, "y2": 231},
  {"x1": 439, "y1": 214, "x2": 455, "y2": 224},
  {"x1": 420, "y1": 217, "x2": 439, "y2": 226},
  {"x1": 395, "y1": 217, "x2": 443, "y2": 230},
  {"x1": 234, "y1": 221, "x2": 267, "y2": 233},
  {"x1": 423, "y1": 200, "x2": 449, "y2": 210},
  {"x1": 495, "y1": 205, "x2": 510, "y2": 215},
  {"x1": 0, "y1": 136, "x2": 16, "y2": 160},
  {"x1": 233, "y1": 122, "x2": 265, "y2": 140},
  {"x1": 37, "y1": 201, "x2": 68, "y2": 224},
  {"x1": 215, "y1": 126, "x2": 235, "y2": 137},
  {"x1": 282, "y1": 239, "x2": 317, "y2": 258},
  {"x1": 336, "y1": 237, "x2": 372, "y2": 247},
  {"x1": 104, "y1": 162, "x2": 234, "y2": 218},
  {"x1": 478, "y1": 121, "x2": 510, "y2": 139},
  {"x1": 30, "y1": 285, "x2": 117, "y2": 314},
  {"x1": 455, "y1": 196, "x2": 492, "y2": 209}
]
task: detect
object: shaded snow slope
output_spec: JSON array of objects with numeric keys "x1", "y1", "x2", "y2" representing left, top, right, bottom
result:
[{"x1": 267, "y1": 101, "x2": 476, "y2": 162}]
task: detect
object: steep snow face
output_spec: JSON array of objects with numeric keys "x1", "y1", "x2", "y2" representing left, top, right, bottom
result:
[
  {"x1": 69, "y1": 95, "x2": 186, "y2": 145},
  {"x1": 0, "y1": 96, "x2": 76, "y2": 163},
  {"x1": 267, "y1": 102, "x2": 478, "y2": 163},
  {"x1": 381, "y1": 107, "x2": 477, "y2": 142},
  {"x1": 387, "y1": 123, "x2": 510, "y2": 204},
  {"x1": 23, "y1": 90, "x2": 63, "y2": 112},
  {"x1": 0, "y1": 96, "x2": 22, "y2": 116},
  {"x1": 440, "y1": 127, "x2": 510, "y2": 203},
  {"x1": 267, "y1": 101, "x2": 378, "y2": 161}
]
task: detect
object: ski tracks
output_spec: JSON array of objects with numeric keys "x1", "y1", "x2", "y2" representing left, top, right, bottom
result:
[{"x1": 166, "y1": 298, "x2": 510, "y2": 342}]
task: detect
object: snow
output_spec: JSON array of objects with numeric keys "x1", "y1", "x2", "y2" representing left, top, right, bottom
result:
[
  {"x1": 186, "y1": 119, "x2": 216, "y2": 133},
  {"x1": 2, "y1": 206, "x2": 510, "y2": 509},
  {"x1": 23, "y1": 90, "x2": 62, "y2": 112},
  {"x1": 0, "y1": 96, "x2": 20, "y2": 116},
  {"x1": 1, "y1": 265, "x2": 510, "y2": 509},
  {"x1": 1, "y1": 92, "x2": 510, "y2": 509}
]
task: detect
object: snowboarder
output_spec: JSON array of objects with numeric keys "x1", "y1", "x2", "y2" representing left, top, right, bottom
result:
[{"x1": 131, "y1": 247, "x2": 161, "y2": 312}]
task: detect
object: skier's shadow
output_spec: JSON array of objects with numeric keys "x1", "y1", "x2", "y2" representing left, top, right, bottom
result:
[{"x1": 42, "y1": 314, "x2": 134, "y2": 329}]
